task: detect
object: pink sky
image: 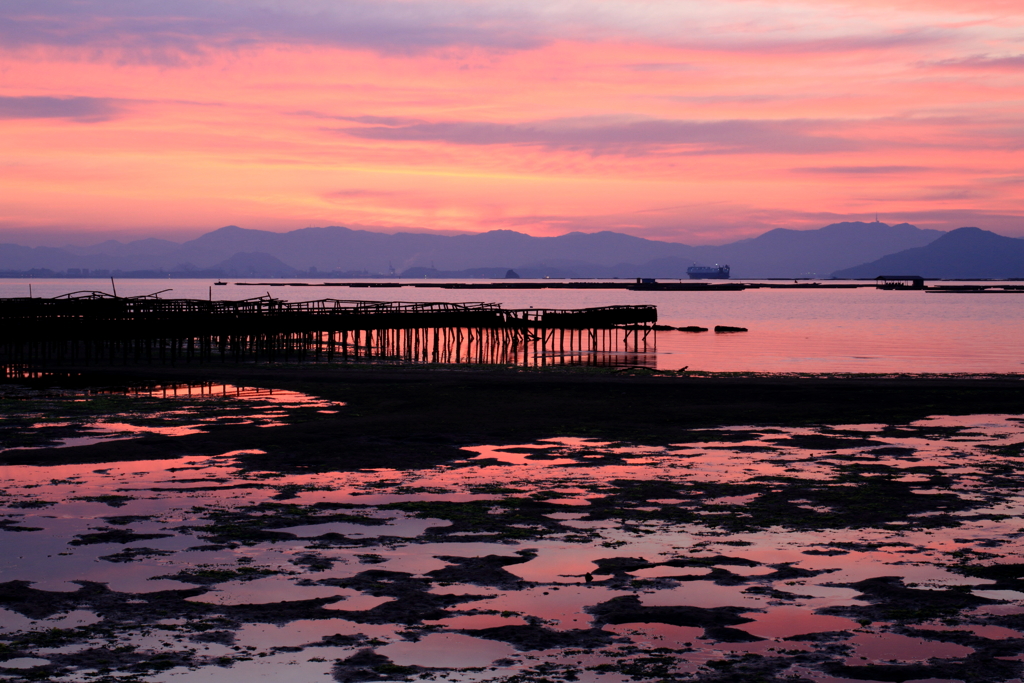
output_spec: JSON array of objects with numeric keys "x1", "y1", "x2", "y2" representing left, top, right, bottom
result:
[{"x1": 1, "y1": 0, "x2": 1022, "y2": 245}]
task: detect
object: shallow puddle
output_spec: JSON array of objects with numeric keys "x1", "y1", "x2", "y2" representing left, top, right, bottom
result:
[
  {"x1": 3, "y1": 411, "x2": 1024, "y2": 681},
  {"x1": 0, "y1": 382, "x2": 343, "y2": 452}
]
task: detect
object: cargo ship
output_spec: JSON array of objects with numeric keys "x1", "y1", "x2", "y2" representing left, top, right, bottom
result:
[{"x1": 687, "y1": 264, "x2": 730, "y2": 280}]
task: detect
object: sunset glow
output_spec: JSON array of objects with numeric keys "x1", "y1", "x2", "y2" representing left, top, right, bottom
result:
[{"x1": 2, "y1": 0, "x2": 1023, "y2": 244}]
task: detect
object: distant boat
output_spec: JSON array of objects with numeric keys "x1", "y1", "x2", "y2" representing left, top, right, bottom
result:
[
  {"x1": 214, "y1": 280, "x2": 227, "y2": 285},
  {"x1": 687, "y1": 265, "x2": 730, "y2": 280}
]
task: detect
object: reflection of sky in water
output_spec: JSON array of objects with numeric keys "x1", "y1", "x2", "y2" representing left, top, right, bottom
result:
[
  {"x1": 2, "y1": 415, "x2": 1024, "y2": 678},
  {"x1": 844, "y1": 631, "x2": 974, "y2": 663},
  {"x1": 0, "y1": 383, "x2": 343, "y2": 452},
  {"x1": 378, "y1": 632, "x2": 517, "y2": 668},
  {"x1": 7, "y1": 278, "x2": 1022, "y2": 373}
]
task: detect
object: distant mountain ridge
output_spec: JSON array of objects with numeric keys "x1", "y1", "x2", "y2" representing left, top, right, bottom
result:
[
  {"x1": 832, "y1": 227, "x2": 1024, "y2": 279},
  {"x1": 0, "y1": 221, "x2": 950, "y2": 278}
]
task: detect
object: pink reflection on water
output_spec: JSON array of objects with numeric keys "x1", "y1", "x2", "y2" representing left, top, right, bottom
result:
[
  {"x1": 274, "y1": 515, "x2": 451, "y2": 539},
  {"x1": 627, "y1": 566, "x2": 712, "y2": 579},
  {"x1": 324, "y1": 593, "x2": 397, "y2": 612},
  {"x1": 422, "y1": 613, "x2": 528, "y2": 629},
  {"x1": 459, "y1": 585, "x2": 631, "y2": 630},
  {"x1": 3, "y1": 411, "x2": 1024, "y2": 679},
  {"x1": 185, "y1": 577, "x2": 346, "y2": 606},
  {"x1": 504, "y1": 548, "x2": 615, "y2": 584},
  {"x1": 235, "y1": 618, "x2": 398, "y2": 649},
  {"x1": 640, "y1": 582, "x2": 767, "y2": 610},
  {"x1": 86, "y1": 421, "x2": 204, "y2": 438},
  {"x1": 0, "y1": 609, "x2": 100, "y2": 634},
  {"x1": 111, "y1": 383, "x2": 340, "y2": 409},
  {"x1": 2, "y1": 383, "x2": 343, "y2": 453},
  {"x1": 651, "y1": 287, "x2": 1024, "y2": 373},
  {"x1": 603, "y1": 622, "x2": 703, "y2": 647},
  {"x1": 463, "y1": 444, "x2": 577, "y2": 467},
  {"x1": 916, "y1": 623, "x2": 1024, "y2": 640},
  {"x1": 970, "y1": 603, "x2": 1024, "y2": 616},
  {"x1": 845, "y1": 631, "x2": 974, "y2": 663},
  {"x1": 741, "y1": 606, "x2": 860, "y2": 639},
  {"x1": 377, "y1": 632, "x2": 517, "y2": 667}
]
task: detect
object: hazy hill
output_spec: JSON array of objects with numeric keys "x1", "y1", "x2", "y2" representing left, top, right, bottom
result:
[
  {"x1": 170, "y1": 222, "x2": 940, "y2": 277},
  {"x1": 691, "y1": 222, "x2": 941, "y2": 278},
  {"x1": 833, "y1": 227, "x2": 1024, "y2": 279},
  {"x1": 170, "y1": 226, "x2": 697, "y2": 272},
  {"x1": 63, "y1": 238, "x2": 180, "y2": 258},
  {"x1": 0, "y1": 220, "x2": 947, "y2": 278},
  {"x1": 210, "y1": 252, "x2": 299, "y2": 277},
  {"x1": 503, "y1": 222, "x2": 942, "y2": 278}
]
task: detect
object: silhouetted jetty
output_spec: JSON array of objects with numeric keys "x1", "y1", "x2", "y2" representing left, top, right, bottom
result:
[{"x1": 0, "y1": 292, "x2": 657, "y2": 368}]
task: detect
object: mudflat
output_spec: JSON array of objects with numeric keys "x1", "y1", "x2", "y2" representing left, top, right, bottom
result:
[
  {"x1": 4, "y1": 365, "x2": 1024, "y2": 682},
  {"x1": 3, "y1": 364, "x2": 1022, "y2": 469}
]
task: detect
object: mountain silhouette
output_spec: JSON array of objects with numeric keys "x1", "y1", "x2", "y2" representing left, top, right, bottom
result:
[
  {"x1": 171, "y1": 226, "x2": 697, "y2": 273},
  {"x1": 0, "y1": 221, "x2": 948, "y2": 278},
  {"x1": 210, "y1": 252, "x2": 299, "y2": 277},
  {"x1": 833, "y1": 227, "x2": 1024, "y2": 279},
  {"x1": 696, "y1": 222, "x2": 939, "y2": 277}
]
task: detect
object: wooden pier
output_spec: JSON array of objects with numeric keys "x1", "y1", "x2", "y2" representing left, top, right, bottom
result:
[{"x1": 0, "y1": 293, "x2": 657, "y2": 368}]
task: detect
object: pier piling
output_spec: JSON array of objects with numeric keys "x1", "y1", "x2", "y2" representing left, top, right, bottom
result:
[{"x1": 0, "y1": 293, "x2": 657, "y2": 369}]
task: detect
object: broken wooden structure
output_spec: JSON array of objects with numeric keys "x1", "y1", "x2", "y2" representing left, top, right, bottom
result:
[{"x1": 0, "y1": 293, "x2": 658, "y2": 368}]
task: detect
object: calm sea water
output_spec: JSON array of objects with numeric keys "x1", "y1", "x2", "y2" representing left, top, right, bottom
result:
[{"x1": 2, "y1": 278, "x2": 1022, "y2": 373}]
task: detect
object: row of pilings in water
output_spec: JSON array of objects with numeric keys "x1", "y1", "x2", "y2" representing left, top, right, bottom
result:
[{"x1": 0, "y1": 293, "x2": 658, "y2": 368}]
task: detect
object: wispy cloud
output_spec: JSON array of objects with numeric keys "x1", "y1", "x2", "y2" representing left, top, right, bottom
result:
[
  {"x1": 925, "y1": 53, "x2": 1024, "y2": 69},
  {"x1": 0, "y1": 96, "x2": 123, "y2": 121},
  {"x1": 2, "y1": 1, "x2": 1023, "y2": 241},
  {"x1": 339, "y1": 116, "x2": 860, "y2": 155},
  {"x1": 0, "y1": 0, "x2": 547, "y2": 59},
  {"x1": 794, "y1": 165, "x2": 930, "y2": 174},
  {"x1": 295, "y1": 112, "x2": 425, "y2": 126},
  {"x1": 625, "y1": 63, "x2": 697, "y2": 72},
  {"x1": 323, "y1": 189, "x2": 399, "y2": 200},
  {"x1": 0, "y1": 0, "x2": 983, "y2": 61}
]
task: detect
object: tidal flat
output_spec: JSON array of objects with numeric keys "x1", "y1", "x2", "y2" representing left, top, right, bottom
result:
[{"x1": 2, "y1": 367, "x2": 1024, "y2": 682}]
